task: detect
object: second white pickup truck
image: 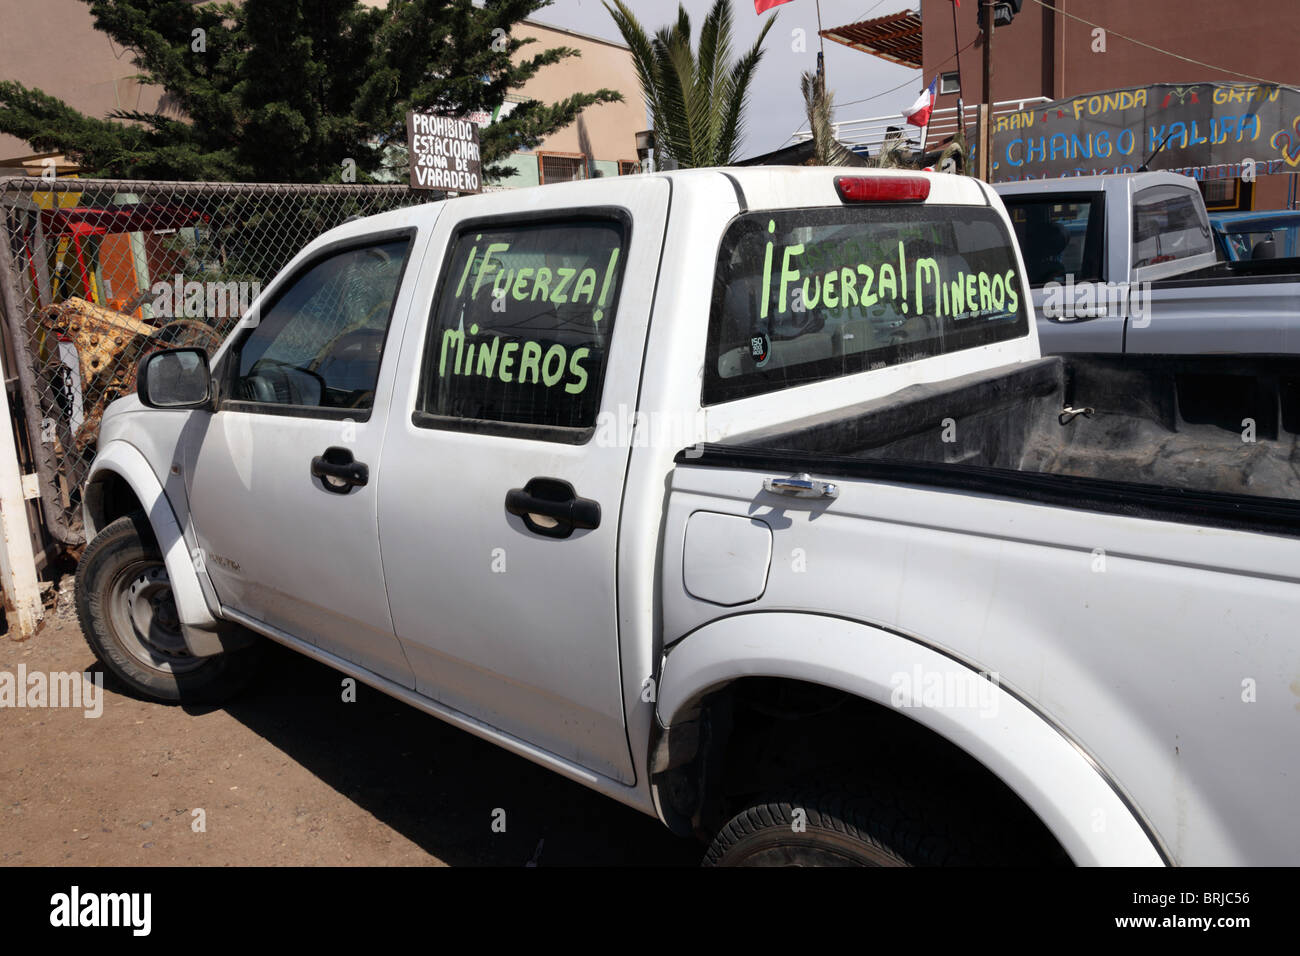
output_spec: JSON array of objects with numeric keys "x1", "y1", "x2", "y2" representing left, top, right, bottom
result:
[{"x1": 76, "y1": 167, "x2": 1300, "y2": 866}]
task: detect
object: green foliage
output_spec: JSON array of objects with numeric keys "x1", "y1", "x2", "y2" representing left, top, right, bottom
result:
[
  {"x1": 604, "y1": 0, "x2": 774, "y2": 168},
  {"x1": 0, "y1": 0, "x2": 623, "y2": 183},
  {"x1": 800, "y1": 69, "x2": 834, "y2": 166}
]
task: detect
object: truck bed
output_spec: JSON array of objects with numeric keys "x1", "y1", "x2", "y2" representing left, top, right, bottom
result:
[
  {"x1": 1152, "y1": 256, "x2": 1300, "y2": 285},
  {"x1": 704, "y1": 354, "x2": 1300, "y2": 535}
]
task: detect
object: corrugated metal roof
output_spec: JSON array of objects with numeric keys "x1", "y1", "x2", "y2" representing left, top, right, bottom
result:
[{"x1": 820, "y1": 9, "x2": 923, "y2": 70}]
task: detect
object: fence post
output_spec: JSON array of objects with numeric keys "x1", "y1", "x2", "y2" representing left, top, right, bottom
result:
[
  {"x1": 0, "y1": 185, "x2": 44, "y2": 638},
  {"x1": 0, "y1": 374, "x2": 42, "y2": 639}
]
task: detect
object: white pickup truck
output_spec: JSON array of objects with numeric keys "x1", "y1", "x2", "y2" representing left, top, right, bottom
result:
[{"x1": 76, "y1": 167, "x2": 1300, "y2": 866}]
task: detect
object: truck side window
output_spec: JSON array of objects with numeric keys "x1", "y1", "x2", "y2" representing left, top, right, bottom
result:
[
  {"x1": 1133, "y1": 185, "x2": 1213, "y2": 267},
  {"x1": 703, "y1": 205, "x2": 1029, "y2": 405},
  {"x1": 229, "y1": 236, "x2": 412, "y2": 414},
  {"x1": 415, "y1": 217, "x2": 627, "y2": 441}
]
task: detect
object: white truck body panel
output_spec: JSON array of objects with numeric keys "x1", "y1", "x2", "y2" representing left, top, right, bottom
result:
[
  {"x1": 84, "y1": 441, "x2": 213, "y2": 634},
  {"x1": 655, "y1": 612, "x2": 1164, "y2": 866},
  {"x1": 662, "y1": 459, "x2": 1300, "y2": 865}
]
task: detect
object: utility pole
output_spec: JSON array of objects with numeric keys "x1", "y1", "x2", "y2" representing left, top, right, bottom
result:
[
  {"x1": 815, "y1": 0, "x2": 826, "y2": 84},
  {"x1": 951, "y1": 0, "x2": 965, "y2": 132},
  {"x1": 979, "y1": 0, "x2": 995, "y2": 181}
]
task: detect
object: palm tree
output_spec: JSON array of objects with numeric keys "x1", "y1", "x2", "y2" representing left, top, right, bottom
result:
[
  {"x1": 605, "y1": 0, "x2": 776, "y2": 169},
  {"x1": 800, "y1": 69, "x2": 835, "y2": 166}
]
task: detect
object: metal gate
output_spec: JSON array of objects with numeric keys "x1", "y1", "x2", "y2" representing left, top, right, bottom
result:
[{"x1": 0, "y1": 177, "x2": 425, "y2": 546}]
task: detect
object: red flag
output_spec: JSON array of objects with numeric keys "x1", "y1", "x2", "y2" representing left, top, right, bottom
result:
[
  {"x1": 755, "y1": 0, "x2": 795, "y2": 13},
  {"x1": 903, "y1": 77, "x2": 939, "y2": 128}
]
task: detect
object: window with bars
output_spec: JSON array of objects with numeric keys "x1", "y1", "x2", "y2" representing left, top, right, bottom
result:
[
  {"x1": 618, "y1": 160, "x2": 639, "y2": 176},
  {"x1": 539, "y1": 153, "x2": 587, "y2": 184}
]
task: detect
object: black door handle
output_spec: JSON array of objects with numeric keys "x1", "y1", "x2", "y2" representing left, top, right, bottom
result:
[
  {"x1": 505, "y1": 477, "x2": 600, "y2": 538},
  {"x1": 311, "y1": 446, "x2": 368, "y2": 493}
]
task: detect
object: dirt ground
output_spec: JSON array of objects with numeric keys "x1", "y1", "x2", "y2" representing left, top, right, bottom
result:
[{"x1": 0, "y1": 603, "x2": 701, "y2": 867}]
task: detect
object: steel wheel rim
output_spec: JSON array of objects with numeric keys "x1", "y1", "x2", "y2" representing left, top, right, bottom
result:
[{"x1": 108, "y1": 561, "x2": 202, "y2": 674}]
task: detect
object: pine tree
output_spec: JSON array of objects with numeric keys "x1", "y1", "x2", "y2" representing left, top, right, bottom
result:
[{"x1": 0, "y1": 0, "x2": 623, "y2": 183}]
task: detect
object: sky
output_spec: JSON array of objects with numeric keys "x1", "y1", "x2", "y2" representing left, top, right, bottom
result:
[{"x1": 529, "y1": 0, "x2": 924, "y2": 158}]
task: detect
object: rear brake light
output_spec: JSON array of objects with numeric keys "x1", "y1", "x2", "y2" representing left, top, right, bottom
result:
[{"x1": 834, "y1": 175, "x2": 931, "y2": 203}]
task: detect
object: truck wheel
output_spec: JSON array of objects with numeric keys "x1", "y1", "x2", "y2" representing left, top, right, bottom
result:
[
  {"x1": 703, "y1": 789, "x2": 969, "y2": 867},
  {"x1": 76, "y1": 512, "x2": 260, "y2": 704}
]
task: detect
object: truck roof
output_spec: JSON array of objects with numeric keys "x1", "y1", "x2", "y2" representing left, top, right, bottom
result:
[
  {"x1": 994, "y1": 170, "x2": 1199, "y2": 196},
  {"x1": 398, "y1": 165, "x2": 996, "y2": 220},
  {"x1": 653, "y1": 166, "x2": 993, "y2": 208},
  {"x1": 307, "y1": 166, "x2": 1003, "y2": 262}
]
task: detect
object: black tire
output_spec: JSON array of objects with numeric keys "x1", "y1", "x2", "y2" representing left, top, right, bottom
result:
[
  {"x1": 76, "y1": 511, "x2": 261, "y2": 704},
  {"x1": 703, "y1": 788, "x2": 973, "y2": 867}
]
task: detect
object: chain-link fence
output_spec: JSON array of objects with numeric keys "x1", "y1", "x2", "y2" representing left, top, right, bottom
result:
[{"x1": 0, "y1": 177, "x2": 427, "y2": 546}]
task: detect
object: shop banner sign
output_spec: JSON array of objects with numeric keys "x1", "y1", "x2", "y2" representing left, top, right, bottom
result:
[{"x1": 976, "y1": 83, "x2": 1300, "y2": 182}]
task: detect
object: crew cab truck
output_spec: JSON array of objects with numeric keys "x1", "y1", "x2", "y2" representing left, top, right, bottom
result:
[
  {"x1": 76, "y1": 167, "x2": 1300, "y2": 866},
  {"x1": 996, "y1": 171, "x2": 1300, "y2": 355}
]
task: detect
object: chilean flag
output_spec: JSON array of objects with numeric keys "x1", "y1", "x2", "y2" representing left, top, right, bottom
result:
[
  {"x1": 754, "y1": 0, "x2": 794, "y2": 12},
  {"x1": 903, "y1": 77, "x2": 939, "y2": 128}
]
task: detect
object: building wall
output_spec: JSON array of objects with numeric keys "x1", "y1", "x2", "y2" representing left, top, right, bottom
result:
[
  {"x1": 0, "y1": 7, "x2": 645, "y2": 188},
  {"x1": 0, "y1": 0, "x2": 174, "y2": 163},
  {"x1": 921, "y1": 0, "x2": 1299, "y2": 208},
  {"x1": 496, "y1": 152, "x2": 541, "y2": 189},
  {"x1": 511, "y1": 21, "x2": 644, "y2": 172}
]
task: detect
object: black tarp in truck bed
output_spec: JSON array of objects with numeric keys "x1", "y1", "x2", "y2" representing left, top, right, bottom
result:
[{"x1": 684, "y1": 354, "x2": 1300, "y2": 537}]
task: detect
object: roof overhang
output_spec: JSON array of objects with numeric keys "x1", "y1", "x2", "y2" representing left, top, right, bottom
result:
[
  {"x1": 0, "y1": 152, "x2": 81, "y2": 175},
  {"x1": 819, "y1": 9, "x2": 923, "y2": 70}
]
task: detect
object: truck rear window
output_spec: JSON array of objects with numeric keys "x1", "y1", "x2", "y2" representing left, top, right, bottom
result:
[
  {"x1": 703, "y1": 204, "x2": 1029, "y2": 405},
  {"x1": 1004, "y1": 194, "x2": 1105, "y2": 285}
]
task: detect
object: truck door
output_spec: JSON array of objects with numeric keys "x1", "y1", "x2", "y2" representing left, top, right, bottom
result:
[
  {"x1": 187, "y1": 226, "x2": 427, "y2": 686},
  {"x1": 377, "y1": 182, "x2": 669, "y2": 784}
]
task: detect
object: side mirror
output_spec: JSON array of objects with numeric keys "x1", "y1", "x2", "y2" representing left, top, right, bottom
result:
[{"x1": 138, "y1": 348, "x2": 212, "y2": 409}]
